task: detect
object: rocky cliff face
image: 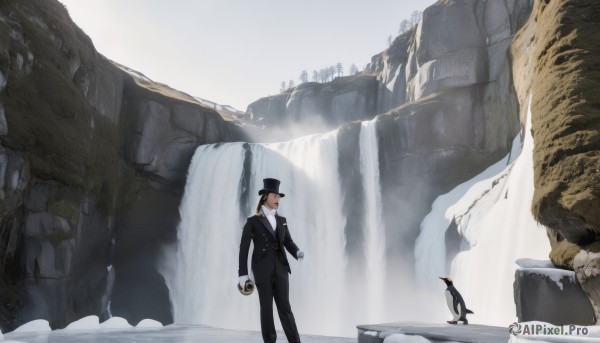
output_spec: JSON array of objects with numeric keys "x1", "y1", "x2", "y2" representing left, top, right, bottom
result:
[
  {"x1": 3, "y1": 0, "x2": 597, "y2": 331},
  {"x1": 0, "y1": 0, "x2": 241, "y2": 330},
  {"x1": 243, "y1": 0, "x2": 534, "y2": 277},
  {"x1": 334, "y1": 0, "x2": 533, "y2": 266},
  {"x1": 519, "y1": 0, "x2": 600, "y2": 323},
  {"x1": 246, "y1": 75, "x2": 379, "y2": 141}
]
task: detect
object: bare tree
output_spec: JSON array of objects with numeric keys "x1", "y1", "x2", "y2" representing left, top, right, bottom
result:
[
  {"x1": 319, "y1": 69, "x2": 327, "y2": 82},
  {"x1": 349, "y1": 64, "x2": 358, "y2": 75},
  {"x1": 399, "y1": 19, "x2": 410, "y2": 34},
  {"x1": 336, "y1": 63, "x2": 343, "y2": 77},
  {"x1": 281, "y1": 81, "x2": 286, "y2": 92},
  {"x1": 312, "y1": 70, "x2": 318, "y2": 82},
  {"x1": 299, "y1": 70, "x2": 308, "y2": 83},
  {"x1": 328, "y1": 66, "x2": 336, "y2": 81},
  {"x1": 410, "y1": 10, "x2": 422, "y2": 26},
  {"x1": 288, "y1": 80, "x2": 295, "y2": 90}
]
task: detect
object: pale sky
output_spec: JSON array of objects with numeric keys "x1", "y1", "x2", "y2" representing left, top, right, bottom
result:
[{"x1": 58, "y1": 0, "x2": 436, "y2": 111}]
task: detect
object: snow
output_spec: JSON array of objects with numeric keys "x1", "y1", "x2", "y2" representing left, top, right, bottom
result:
[
  {"x1": 120, "y1": 66, "x2": 152, "y2": 83},
  {"x1": 515, "y1": 259, "x2": 576, "y2": 290},
  {"x1": 63, "y1": 315, "x2": 100, "y2": 331},
  {"x1": 383, "y1": 333, "x2": 433, "y2": 342},
  {"x1": 520, "y1": 268, "x2": 576, "y2": 291},
  {"x1": 574, "y1": 250, "x2": 600, "y2": 278},
  {"x1": 99, "y1": 317, "x2": 132, "y2": 329},
  {"x1": 516, "y1": 259, "x2": 555, "y2": 269},
  {"x1": 136, "y1": 319, "x2": 163, "y2": 328},
  {"x1": 3, "y1": 324, "x2": 355, "y2": 342},
  {"x1": 12, "y1": 319, "x2": 51, "y2": 333}
]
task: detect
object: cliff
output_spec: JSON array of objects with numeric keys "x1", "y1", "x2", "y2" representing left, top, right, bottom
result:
[
  {"x1": 524, "y1": 0, "x2": 600, "y2": 323},
  {"x1": 2, "y1": 0, "x2": 599, "y2": 331},
  {"x1": 334, "y1": 0, "x2": 533, "y2": 265},
  {"x1": 0, "y1": 0, "x2": 242, "y2": 330}
]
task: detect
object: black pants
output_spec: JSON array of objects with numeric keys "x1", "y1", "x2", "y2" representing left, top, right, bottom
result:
[{"x1": 256, "y1": 264, "x2": 301, "y2": 343}]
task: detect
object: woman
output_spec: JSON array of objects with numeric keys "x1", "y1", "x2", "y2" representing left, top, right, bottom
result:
[{"x1": 238, "y1": 178, "x2": 304, "y2": 343}]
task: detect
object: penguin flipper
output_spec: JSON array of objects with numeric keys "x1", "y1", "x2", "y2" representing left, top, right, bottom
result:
[
  {"x1": 451, "y1": 290, "x2": 460, "y2": 314},
  {"x1": 466, "y1": 309, "x2": 474, "y2": 314}
]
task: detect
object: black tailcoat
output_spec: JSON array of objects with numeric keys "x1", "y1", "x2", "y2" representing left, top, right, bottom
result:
[
  {"x1": 238, "y1": 212, "x2": 301, "y2": 343},
  {"x1": 238, "y1": 212, "x2": 300, "y2": 282}
]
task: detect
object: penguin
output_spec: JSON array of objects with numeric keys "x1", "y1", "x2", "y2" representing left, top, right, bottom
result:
[{"x1": 439, "y1": 277, "x2": 473, "y2": 324}]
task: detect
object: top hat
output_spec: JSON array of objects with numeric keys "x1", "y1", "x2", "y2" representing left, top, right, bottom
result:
[{"x1": 258, "y1": 178, "x2": 285, "y2": 197}]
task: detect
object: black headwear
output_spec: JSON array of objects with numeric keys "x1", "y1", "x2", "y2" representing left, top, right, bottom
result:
[{"x1": 258, "y1": 178, "x2": 285, "y2": 197}]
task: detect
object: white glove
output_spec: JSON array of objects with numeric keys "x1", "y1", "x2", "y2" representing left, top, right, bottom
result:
[
  {"x1": 297, "y1": 250, "x2": 304, "y2": 261},
  {"x1": 239, "y1": 275, "x2": 249, "y2": 288}
]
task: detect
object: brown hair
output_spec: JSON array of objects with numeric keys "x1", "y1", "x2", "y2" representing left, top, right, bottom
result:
[{"x1": 255, "y1": 193, "x2": 269, "y2": 215}]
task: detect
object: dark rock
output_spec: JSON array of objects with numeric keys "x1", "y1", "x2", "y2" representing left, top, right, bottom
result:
[
  {"x1": 246, "y1": 76, "x2": 378, "y2": 138},
  {"x1": 0, "y1": 0, "x2": 241, "y2": 331},
  {"x1": 514, "y1": 266, "x2": 595, "y2": 325},
  {"x1": 0, "y1": 103, "x2": 6, "y2": 135},
  {"x1": 337, "y1": 122, "x2": 365, "y2": 267}
]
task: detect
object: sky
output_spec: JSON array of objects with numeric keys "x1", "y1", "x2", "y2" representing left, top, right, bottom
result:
[{"x1": 57, "y1": 0, "x2": 436, "y2": 111}]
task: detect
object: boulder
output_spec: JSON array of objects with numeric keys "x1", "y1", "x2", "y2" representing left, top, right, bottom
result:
[
  {"x1": 514, "y1": 261, "x2": 595, "y2": 325},
  {"x1": 574, "y1": 248, "x2": 600, "y2": 324},
  {"x1": 530, "y1": 0, "x2": 600, "y2": 243}
]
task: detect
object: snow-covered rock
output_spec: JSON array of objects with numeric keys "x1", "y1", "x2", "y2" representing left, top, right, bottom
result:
[
  {"x1": 136, "y1": 319, "x2": 163, "y2": 328},
  {"x1": 12, "y1": 319, "x2": 51, "y2": 333},
  {"x1": 63, "y1": 315, "x2": 101, "y2": 331},
  {"x1": 99, "y1": 317, "x2": 132, "y2": 329}
]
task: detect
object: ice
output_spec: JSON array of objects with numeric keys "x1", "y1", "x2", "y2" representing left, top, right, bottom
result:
[
  {"x1": 516, "y1": 258, "x2": 555, "y2": 269},
  {"x1": 62, "y1": 315, "x2": 100, "y2": 331},
  {"x1": 384, "y1": 333, "x2": 461, "y2": 343},
  {"x1": 3, "y1": 324, "x2": 355, "y2": 342},
  {"x1": 100, "y1": 317, "x2": 132, "y2": 329},
  {"x1": 135, "y1": 319, "x2": 163, "y2": 328},
  {"x1": 384, "y1": 334, "x2": 433, "y2": 342},
  {"x1": 12, "y1": 320, "x2": 51, "y2": 333}
]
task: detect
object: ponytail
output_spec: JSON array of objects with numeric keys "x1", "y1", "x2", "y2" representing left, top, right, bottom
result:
[{"x1": 255, "y1": 193, "x2": 268, "y2": 215}]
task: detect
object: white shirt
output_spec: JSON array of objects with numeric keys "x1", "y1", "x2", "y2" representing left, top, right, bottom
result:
[{"x1": 261, "y1": 205, "x2": 277, "y2": 231}]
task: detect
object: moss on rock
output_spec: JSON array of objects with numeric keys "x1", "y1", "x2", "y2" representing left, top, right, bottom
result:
[
  {"x1": 549, "y1": 240, "x2": 581, "y2": 270},
  {"x1": 530, "y1": 0, "x2": 600, "y2": 243},
  {"x1": 0, "y1": 0, "x2": 120, "y2": 214}
]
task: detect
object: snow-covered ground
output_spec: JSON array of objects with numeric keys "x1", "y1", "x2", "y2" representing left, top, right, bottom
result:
[
  {"x1": 6, "y1": 317, "x2": 600, "y2": 343},
  {"x1": 2, "y1": 317, "x2": 354, "y2": 343}
]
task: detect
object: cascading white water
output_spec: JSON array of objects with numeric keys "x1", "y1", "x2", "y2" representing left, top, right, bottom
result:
[
  {"x1": 359, "y1": 120, "x2": 386, "y2": 321},
  {"x1": 168, "y1": 118, "x2": 452, "y2": 336},
  {"x1": 169, "y1": 131, "x2": 353, "y2": 336}
]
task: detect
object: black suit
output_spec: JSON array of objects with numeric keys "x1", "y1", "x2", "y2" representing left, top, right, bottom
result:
[{"x1": 239, "y1": 212, "x2": 301, "y2": 343}]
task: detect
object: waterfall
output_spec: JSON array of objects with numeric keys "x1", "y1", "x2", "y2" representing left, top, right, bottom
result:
[
  {"x1": 168, "y1": 118, "x2": 451, "y2": 336},
  {"x1": 414, "y1": 99, "x2": 550, "y2": 325},
  {"x1": 359, "y1": 120, "x2": 386, "y2": 320},
  {"x1": 169, "y1": 130, "x2": 353, "y2": 336}
]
